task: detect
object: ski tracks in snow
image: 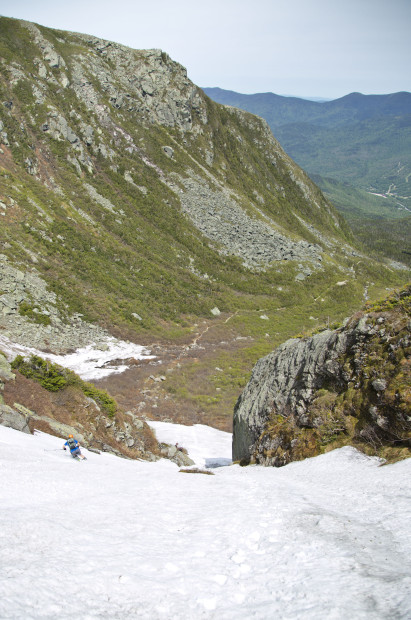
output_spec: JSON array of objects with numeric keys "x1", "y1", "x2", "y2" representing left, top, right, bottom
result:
[{"x1": 0, "y1": 427, "x2": 410, "y2": 619}]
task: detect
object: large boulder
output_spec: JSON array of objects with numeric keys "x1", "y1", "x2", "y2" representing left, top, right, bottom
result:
[
  {"x1": 233, "y1": 288, "x2": 411, "y2": 466},
  {"x1": 232, "y1": 328, "x2": 350, "y2": 463}
]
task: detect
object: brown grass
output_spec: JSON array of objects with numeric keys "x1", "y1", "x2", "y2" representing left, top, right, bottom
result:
[{"x1": 179, "y1": 468, "x2": 215, "y2": 475}]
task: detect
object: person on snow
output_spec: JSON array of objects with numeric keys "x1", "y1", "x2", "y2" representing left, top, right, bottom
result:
[{"x1": 63, "y1": 434, "x2": 82, "y2": 458}]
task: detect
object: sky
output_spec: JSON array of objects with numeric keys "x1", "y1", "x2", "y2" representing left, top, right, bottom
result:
[{"x1": 0, "y1": 0, "x2": 410, "y2": 99}]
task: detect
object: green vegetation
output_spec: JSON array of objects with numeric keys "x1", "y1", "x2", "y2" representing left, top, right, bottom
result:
[
  {"x1": 364, "y1": 285, "x2": 411, "y2": 313},
  {"x1": 312, "y1": 175, "x2": 411, "y2": 266},
  {"x1": 11, "y1": 355, "x2": 68, "y2": 391},
  {"x1": 312, "y1": 175, "x2": 410, "y2": 221},
  {"x1": 11, "y1": 355, "x2": 118, "y2": 417},
  {"x1": 18, "y1": 301, "x2": 51, "y2": 326},
  {"x1": 348, "y1": 217, "x2": 411, "y2": 267},
  {"x1": 275, "y1": 117, "x2": 411, "y2": 200}
]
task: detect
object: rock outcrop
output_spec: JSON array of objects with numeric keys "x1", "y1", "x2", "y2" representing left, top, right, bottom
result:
[
  {"x1": 159, "y1": 443, "x2": 195, "y2": 467},
  {"x1": 233, "y1": 286, "x2": 411, "y2": 465},
  {"x1": 0, "y1": 403, "x2": 31, "y2": 433}
]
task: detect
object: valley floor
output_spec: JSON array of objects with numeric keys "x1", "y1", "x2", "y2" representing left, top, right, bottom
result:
[{"x1": 1, "y1": 424, "x2": 410, "y2": 619}]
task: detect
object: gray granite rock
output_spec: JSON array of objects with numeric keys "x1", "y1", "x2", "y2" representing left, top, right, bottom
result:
[{"x1": 0, "y1": 404, "x2": 31, "y2": 434}]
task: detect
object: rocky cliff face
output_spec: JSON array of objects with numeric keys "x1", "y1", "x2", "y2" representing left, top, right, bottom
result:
[{"x1": 233, "y1": 286, "x2": 411, "y2": 465}]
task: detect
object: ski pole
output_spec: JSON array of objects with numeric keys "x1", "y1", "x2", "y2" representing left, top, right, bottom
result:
[{"x1": 44, "y1": 448, "x2": 65, "y2": 452}]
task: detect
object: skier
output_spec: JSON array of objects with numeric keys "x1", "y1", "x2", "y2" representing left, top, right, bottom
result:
[{"x1": 63, "y1": 434, "x2": 84, "y2": 459}]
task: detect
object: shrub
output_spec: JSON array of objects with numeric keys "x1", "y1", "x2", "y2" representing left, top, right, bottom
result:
[
  {"x1": 81, "y1": 383, "x2": 117, "y2": 418},
  {"x1": 18, "y1": 301, "x2": 51, "y2": 326},
  {"x1": 11, "y1": 354, "x2": 67, "y2": 391},
  {"x1": 11, "y1": 354, "x2": 117, "y2": 417}
]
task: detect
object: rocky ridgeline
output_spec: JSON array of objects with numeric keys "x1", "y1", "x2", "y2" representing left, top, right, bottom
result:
[
  {"x1": 0, "y1": 256, "x2": 110, "y2": 352},
  {"x1": 70, "y1": 36, "x2": 205, "y2": 131},
  {"x1": 17, "y1": 19, "x2": 205, "y2": 178},
  {"x1": 233, "y1": 287, "x2": 411, "y2": 465},
  {"x1": 22, "y1": 19, "x2": 204, "y2": 132}
]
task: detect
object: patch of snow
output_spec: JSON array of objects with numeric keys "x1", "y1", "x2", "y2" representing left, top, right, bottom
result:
[
  {"x1": 0, "y1": 334, "x2": 155, "y2": 380},
  {"x1": 1, "y1": 424, "x2": 410, "y2": 619},
  {"x1": 367, "y1": 191, "x2": 387, "y2": 198},
  {"x1": 148, "y1": 421, "x2": 232, "y2": 468}
]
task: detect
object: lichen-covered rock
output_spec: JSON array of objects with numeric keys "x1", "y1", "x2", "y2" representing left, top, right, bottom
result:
[
  {"x1": 233, "y1": 286, "x2": 411, "y2": 465},
  {"x1": 0, "y1": 403, "x2": 31, "y2": 433},
  {"x1": 0, "y1": 353, "x2": 15, "y2": 383},
  {"x1": 160, "y1": 443, "x2": 195, "y2": 466},
  {"x1": 233, "y1": 328, "x2": 350, "y2": 462}
]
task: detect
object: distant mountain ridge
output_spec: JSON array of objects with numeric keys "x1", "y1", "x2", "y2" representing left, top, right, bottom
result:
[
  {"x1": 203, "y1": 88, "x2": 411, "y2": 129},
  {"x1": 202, "y1": 87, "x2": 411, "y2": 198}
]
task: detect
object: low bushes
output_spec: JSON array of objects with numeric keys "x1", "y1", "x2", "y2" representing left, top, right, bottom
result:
[{"x1": 11, "y1": 354, "x2": 117, "y2": 417}]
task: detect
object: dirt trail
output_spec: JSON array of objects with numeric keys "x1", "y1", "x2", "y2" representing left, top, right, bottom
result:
[{"x1": 95, "y1": 314, "x2": 249, "y2": 432}]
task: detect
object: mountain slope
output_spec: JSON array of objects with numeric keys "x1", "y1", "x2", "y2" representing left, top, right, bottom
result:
[
  {"x1": 0, "y1": 17, "x2": 408, "y2": 429},
  {"x1": 203, "y1": 87, "x2": 411, "y2": 263}
]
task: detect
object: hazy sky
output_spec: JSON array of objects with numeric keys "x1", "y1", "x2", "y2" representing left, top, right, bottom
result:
[{"x1": 0, "y1": 0, "x2": 410, "y2": 99}]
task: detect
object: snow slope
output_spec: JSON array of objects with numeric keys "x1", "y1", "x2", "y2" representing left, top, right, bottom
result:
[
  {"x1": 147, "y1": 421, "x2": 233, "y2": 469},
  {"x1": 1, "y1": 424, "x2": 410, "y2": 620}
]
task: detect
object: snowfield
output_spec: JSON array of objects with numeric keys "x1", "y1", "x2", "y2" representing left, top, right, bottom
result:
[
  {"x1": 1, "y1": 424, "x2": 410, "y2": 620},
  {"x1": 0, "y1": 334, "x2": 155, "y2": 380}
]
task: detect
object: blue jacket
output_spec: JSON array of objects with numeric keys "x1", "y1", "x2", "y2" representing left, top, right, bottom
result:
[{"x1": 64, "y1": 438, "x2": 79, "y2": 453}]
